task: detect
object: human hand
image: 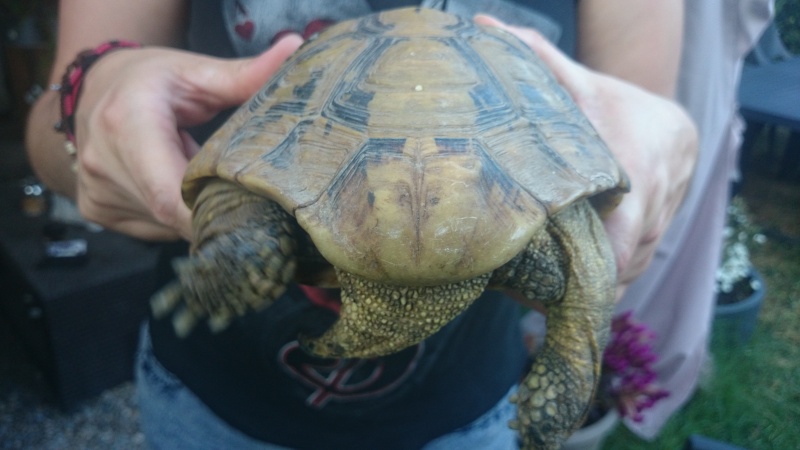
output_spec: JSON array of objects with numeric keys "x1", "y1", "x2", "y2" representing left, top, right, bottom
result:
[
  {"x1": 72, "y1": 35, "x2": 303, "y2": 241},
  {"x1": 474, "y1": 16, "x2": 698, "y2": 299}
]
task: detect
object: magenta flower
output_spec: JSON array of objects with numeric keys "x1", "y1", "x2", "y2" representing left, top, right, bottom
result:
[{"x1": 598, "y1": 311, "x2": 670, "y2": 422}]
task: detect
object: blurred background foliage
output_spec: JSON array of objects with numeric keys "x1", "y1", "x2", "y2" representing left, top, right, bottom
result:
[{"x1": 775, "y1": 0, "x2": 800, "y2": 53}]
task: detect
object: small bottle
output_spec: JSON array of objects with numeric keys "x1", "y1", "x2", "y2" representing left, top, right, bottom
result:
[{"x1": 20, "y1": 177, "x2": 48, "y2": 217}]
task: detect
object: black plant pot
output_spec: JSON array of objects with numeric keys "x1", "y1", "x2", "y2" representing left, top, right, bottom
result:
[{"x1": 713, "y1": 269, "x2": 765, "y2": 346}]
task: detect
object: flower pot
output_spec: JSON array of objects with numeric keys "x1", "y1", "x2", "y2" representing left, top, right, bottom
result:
[
  {"x1": 561, "y1": 409, "x2": 619, "y2": 450},
  {"x1": 713, "y1": 269, "x2": 765, "y2": 346}
]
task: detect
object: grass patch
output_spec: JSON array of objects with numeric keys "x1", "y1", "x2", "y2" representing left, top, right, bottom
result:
[{"x1": 602, "y1": 241, "x2": 800, "y2": 449}]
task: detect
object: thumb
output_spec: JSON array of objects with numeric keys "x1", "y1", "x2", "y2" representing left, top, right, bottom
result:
[
  {"x1": 190, "y1": 33, "x2": 304, "y2": 108},
  {"x1": 474, "y1": 15, "x2": 591, "y2": 97}
]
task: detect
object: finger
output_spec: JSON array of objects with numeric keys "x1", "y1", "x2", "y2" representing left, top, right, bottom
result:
[
  {"x1": 603, "y1": 190, "x2": 663, "y2": 291},
  {"x1": 615, "y1": 236, "x2": 659, "y2": 302},
  {"x1": 178, "y1": 129, "x2": 201, "y2": 159},
  {"x1": 76, "y1": 170, "x2": 182, "y2": 241},
  {"x1": 601, "y1": 196, "x2": 641, "y2": 279},
  {"x1": 124, "y1": 115, "x2": 193, "y2": 239},
  {"x1": 113, "y1": 219, "x2": 181, "y2": 241},
  {"x1": 185, "y1": 33, "x2": 303, "y2": 109},
  {"x1": 474, "y1": 14, "x2": 592, "y2": 98},
  {"x1": 474, "y1": 14, "x2": 550, "y2": 54},
  {"x1": 159, "y1": 35, "x2": 301, "y2": 239},
  {"x1": 77, "y1": 87, "x2": 192, "y2": 241},
  {"x1": 76, "y1": 134, "x2": 155, "y2": 231}
]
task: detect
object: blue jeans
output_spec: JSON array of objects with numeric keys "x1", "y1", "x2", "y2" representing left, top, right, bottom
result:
[{"x1": 136, "y1": 325, "x2": 520, "y2": 449}]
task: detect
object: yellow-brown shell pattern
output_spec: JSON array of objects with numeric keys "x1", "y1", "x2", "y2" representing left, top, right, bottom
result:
[{"x1": 183, "y1": 7, "x2": 627, "y2": 285}]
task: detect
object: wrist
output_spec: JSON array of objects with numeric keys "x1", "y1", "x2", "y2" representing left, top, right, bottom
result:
[
  {"x1": 54, "y1": 41, "x2": 141, "y2": 148},
  {"x1": 25, "y1": 90, "x2": 78, "y2": 198}
]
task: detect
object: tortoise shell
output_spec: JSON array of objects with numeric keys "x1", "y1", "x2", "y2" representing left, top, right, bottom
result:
[{"x1": 182, "y1": 7, "x2": 628, "y2": 285}]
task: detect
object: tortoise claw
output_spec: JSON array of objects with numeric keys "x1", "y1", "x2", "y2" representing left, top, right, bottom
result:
[
  {"x1": 150, "y1": 281, "x2": 183, "y2": 319},
  {"x1": 207, "y1": 311, "x2": 234, "y2": 334},
  {"x1": 172, "y1": 306, "x2": 200, "y2": 339}
]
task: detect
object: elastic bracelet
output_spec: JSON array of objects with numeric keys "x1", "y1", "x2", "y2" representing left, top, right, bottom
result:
[{"x1": 55, "y1": 40, "x2": 141, "y2": 156}]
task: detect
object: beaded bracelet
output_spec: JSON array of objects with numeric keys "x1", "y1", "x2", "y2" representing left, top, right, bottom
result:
[{"x1": 54, "y1": 40, "x2": 141, "y2": 158}]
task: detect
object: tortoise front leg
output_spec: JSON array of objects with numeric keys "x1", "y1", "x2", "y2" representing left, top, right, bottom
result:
[
  {"x1": 150, "y1": 180, "x2": 298, "y2": 337},
  {"x1": 492, "y1": 200, "x2": 616, "y2": 450}
]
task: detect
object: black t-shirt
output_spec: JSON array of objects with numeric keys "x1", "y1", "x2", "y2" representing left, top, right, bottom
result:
[{"x1": 151, "y1": 261, "x2": 527, "y2": 448}]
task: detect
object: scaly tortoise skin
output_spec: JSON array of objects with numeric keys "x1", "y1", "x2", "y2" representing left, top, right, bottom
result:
[{"x1": 151, "y1": 7, "x2": 629, "y2": 449}]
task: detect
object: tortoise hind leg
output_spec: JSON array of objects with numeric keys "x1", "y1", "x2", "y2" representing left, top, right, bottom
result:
[
  {"x1": 302, "y1": 269, "x2": 490, "y2": 358},
  {"x1": 150, "y1": 180, "x2": 298, "y2": 337},
  {"x1": 492, "y1": 200, "x2": 616, "y2": 450}
]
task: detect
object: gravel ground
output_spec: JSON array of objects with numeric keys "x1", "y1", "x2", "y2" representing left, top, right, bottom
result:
[{"x1": 0, "y1": 317, "x2": 145, "y2": 450}]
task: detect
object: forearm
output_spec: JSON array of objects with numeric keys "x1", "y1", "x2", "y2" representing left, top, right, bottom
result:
[
  {"x1": 577, "y1": 0, "x2": 684, "y2": 98},
  {"x1": 25, "y1": 90, "x2": 77, "y2": 197},
  {"x1": 25, "y1": 0, "x2": 188, "y2": 198}
]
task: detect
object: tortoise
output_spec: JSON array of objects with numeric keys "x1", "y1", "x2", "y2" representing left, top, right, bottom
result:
[{"x1": 151, "y1": 7, "x2": 629, "y2": 449}]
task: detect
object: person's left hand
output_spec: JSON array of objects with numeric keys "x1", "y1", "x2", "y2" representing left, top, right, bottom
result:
[
  {"x1": 72, "y1": 35, "x2": 303, "y2": 241},
  {"x1": 474, "y1": 16, "x2": 698, "y2": 299}
]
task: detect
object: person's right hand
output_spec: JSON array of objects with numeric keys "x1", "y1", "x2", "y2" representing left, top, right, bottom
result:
[
  {"x1": 474, "y1": 16, "x2": 698, "y2": 300},
  {"x1": 72, "y1": 35, "x2": 303, "y2": 241}
]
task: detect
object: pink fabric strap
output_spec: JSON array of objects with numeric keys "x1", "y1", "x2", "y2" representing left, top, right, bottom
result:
[
  {"x1": 297, "y1": 285, "x2": 342, "y2": 314},
  {"x1": 56, "y1": 40, "x2": 141, "y2": 144}
]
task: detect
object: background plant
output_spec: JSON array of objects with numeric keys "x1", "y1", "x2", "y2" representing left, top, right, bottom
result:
[
  {"x1": 775, "y1": 0, "x2": 800, "y2": 53},
  {"x1": 715, "y1": 197, "x2": 766, "y2": 304}
]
